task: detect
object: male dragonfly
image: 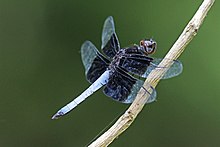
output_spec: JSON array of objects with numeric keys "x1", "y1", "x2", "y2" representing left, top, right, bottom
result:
[{"x1": 52, "y1": 16, "x2": 183, "y2": 119}]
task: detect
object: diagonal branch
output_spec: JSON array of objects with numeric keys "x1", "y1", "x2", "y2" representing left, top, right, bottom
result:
[{"x1": 88, "y1": 0, "x2": 215, "y2": 146}]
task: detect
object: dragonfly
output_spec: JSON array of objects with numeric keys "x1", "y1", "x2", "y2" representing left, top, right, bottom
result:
[{"x1": 52, "y1": 16, "x2": 183, "y2": 119}]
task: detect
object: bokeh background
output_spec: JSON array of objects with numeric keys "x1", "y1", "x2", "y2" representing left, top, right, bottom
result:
[{"x1": 0, "y1": 0, "x2": 219, "y2": 146}]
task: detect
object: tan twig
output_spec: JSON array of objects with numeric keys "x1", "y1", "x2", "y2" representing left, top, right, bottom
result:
[{"x1": 88, "y1": 0, "x2": 215, "y2": 146}]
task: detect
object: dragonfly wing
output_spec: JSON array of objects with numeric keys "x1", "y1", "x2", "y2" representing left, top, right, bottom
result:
[
  {"x1": 101, "y1": 16, "x2": 120, "y2": 58},
  {"x1": 125, "y1": 79, "x2": 157, "y2": 104},
  {"x1": 142, "y1": 58, "x2": 183, "y2": 79},
  {"x1": 81, "y1": 41, "x2": 110, "y2": 83},
  {"x1": 120, "y1": 52, "x2": 153, "y2": 76},
  {"x1": 103, "y1": 66, "x2": 156, "y2": 104}
]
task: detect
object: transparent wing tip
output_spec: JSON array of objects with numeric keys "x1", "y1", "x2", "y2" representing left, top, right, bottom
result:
[
  {"x1": 148, "y1": 59, "x2": 183, "y2": 79},
  {"x1": 146, "y1": 91, "x2": 157, "y2": 103},
  {"x1": 102, "y1": 16, "x2": 115, "y2": 49},
  {"x1": 81, "y1": 41, "x2": 91, "y2": 50},
  {"x1": 163, "y1": 60, "x2": 183, "y2": 79},
  {"x1": 146, "y1": 86, "x2": 157, "y2": 104},
  {"x1": 103, "y1": 16, "x2": 114, "y2": 30}
]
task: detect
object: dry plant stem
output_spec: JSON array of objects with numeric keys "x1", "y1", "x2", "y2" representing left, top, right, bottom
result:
[{"x1": 88, "y1": 0, "x2": 215, "y2": 146}]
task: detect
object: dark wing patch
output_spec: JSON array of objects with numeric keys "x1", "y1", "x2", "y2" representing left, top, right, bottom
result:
[
  {"x1": 81, "y1": 41, "x2": 110, "y2": 83},
  {"x1": 86, "y1": 52, "x2": 110, "y2": 83},
  {"x1": 120, "y1": 54, "x2": 153, "y2": 76},
  {"x1": 102, "y1": 33, "x2": 120, "y2": 58},
  {"x1": 103, "y1": 66, "x2": 136, "y2": 103},
  {"x1": 103, "y1": 66, "x2": 157, "y2": 103},
  {"x1": 101, "y1": 16, "x2": 120, "y2": 59}
]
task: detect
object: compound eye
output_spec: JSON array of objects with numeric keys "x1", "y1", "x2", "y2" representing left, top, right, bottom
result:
[{"x1": 140, "y1": 40, "x2": 145, "y2": 46}]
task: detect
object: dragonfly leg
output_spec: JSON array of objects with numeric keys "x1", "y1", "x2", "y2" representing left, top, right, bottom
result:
[
  {"x1": 141, "y1": 85, "x2": 154, "y2": 95},
  {"x1": 140, "y1": 84, "x2": 157, "y2": 103}
]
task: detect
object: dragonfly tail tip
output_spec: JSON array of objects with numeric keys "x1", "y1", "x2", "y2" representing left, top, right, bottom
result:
[{"x1": 51, "y1": 111, "x2": 65, "y2": 120}]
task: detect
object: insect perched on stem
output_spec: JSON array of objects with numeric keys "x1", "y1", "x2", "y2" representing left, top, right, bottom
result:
[{"x1": 52, "y1": 16, "x2": 183, "y2": 119}]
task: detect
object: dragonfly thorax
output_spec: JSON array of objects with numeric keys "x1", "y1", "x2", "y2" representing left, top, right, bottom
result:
[{"x1": 108, "y1": 45, "x2": 152, "y2": 74}]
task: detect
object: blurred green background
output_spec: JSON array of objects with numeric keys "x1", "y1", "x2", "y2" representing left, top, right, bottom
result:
[{"x1": 0, "y1": 0, "x2": 219, "y2": 146}]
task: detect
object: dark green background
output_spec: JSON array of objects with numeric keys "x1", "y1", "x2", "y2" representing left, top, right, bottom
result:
[{"x1": 0, "y1": 0, "x2": 219, "y2": 146}]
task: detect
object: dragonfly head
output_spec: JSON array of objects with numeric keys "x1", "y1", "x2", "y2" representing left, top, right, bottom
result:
[{"x1": 140, "y1": 38, "x2": 157, "y2": 55}]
